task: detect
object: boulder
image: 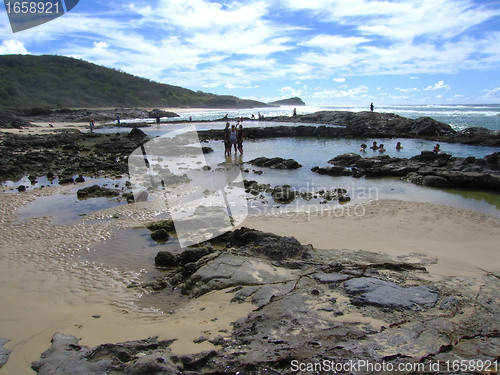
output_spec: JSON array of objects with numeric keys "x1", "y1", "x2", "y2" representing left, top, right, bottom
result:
[
  {"x1": 76, "y1": 185, "x2": 121, "y2": 199},
  {"x1": 271, "y1": 185, "x2": 296, "y2": 204},
  {"x1": 150, "y1": 229, "x2": 169, "y2": 243},
  {"x1": 127, "y1": 127, "x2": 147, "y2": 138},
  {"x1": 328, "y1": 153, "x2": 362, "y2": 166},
  {"x1": 155, "y1": 246, "x2": 215, "y2": 268},
  {"x1": 248, "y1": 157, "x2": 302, "y2": 169}
]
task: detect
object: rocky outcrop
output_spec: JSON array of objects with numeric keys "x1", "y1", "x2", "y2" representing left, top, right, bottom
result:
[
  {"x1": 0, "y1": 131, "x2": 145, "y2": 183},
  {"x1": 344, "y1": 277, "x2": 439, "y2": 310},
  {"x1": 76, "y1": 185, "x2": 121, "y2": 199},
  {"x1": 155, "y1": 246, "x2": 215, "y2": 268},
  {"x1": 36, "y1": 227, "x2": 500, "y2": 374},
  {"x1": 0, "y1": 110, "x2": 32, "y2": 128},
  {"x1": 248, "y1": 157, "x2": 302, "y2": 170},
  {"x1": 313, "y1": 151, "x2": 500, "y2": 191},
  {"x1": 197, "y1": 111, "x2": 500, "y2": 146}
]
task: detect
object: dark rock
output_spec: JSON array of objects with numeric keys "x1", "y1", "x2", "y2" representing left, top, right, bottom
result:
[
  {"x1": 74, "y1": 175, "x2": 85, "y2": 183},
  {"x1": 201, "y1": 147, "x2": 214, "y2": 154},
  {"x1": 17, "y1": 185, "x2": 26, "y2": 192},
  {"x1": 31, "y1": 333, "x2": 180, "y2": 375},
  {"x1": 248, "y1": 157, "x2": 302, "y2": 170},
  {"x1": 328, "y1": 153, "x2": 362, "y2": 166},
  {"x1": 147, "y1": 109, "x2": 179, "y2": 118},
  {"x1": 311, "y1": 166, "x2": 350, "y2": 176},
  {"x1": 484, "y1": 152, "x2": 500, "y2": 168},
  {"x1": 76, "y1": 185, "x2": 120, "y2": 199},
  {"x1": 271, "y1": 185, "x2": 296, "y2": 204},
  {"x1": 150, "y1": 229, "x2": 170, "y2": 243},
  {"x1": 147, "y1": 219, "x2": 175, "y2": 232},
  {"x1": 422, "y1": 175, "x2": 452, "y2": 187},
  {"x1": 127, "y1": 127, "x2": 147, "y2": 138},
  {"x1": 58, "y1": 176, "x2": 74, "y2": 185},
  {"x1": 344, "y1": 277, "x2": 439, "y2": 310},
  {"x1": 0, "y1": 338, "x2": 10, "y2": 369},
  {"x1": 219, "y1": 227, "x2": 305, "y2": 261},
  {"x1": 155, "y1": 246, "x2": 215, "y2": 268}
]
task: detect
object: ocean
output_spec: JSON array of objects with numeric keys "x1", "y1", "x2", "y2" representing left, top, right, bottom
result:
[{"x1": 165, "y1": 104, "x2": 500, "y2": 132}]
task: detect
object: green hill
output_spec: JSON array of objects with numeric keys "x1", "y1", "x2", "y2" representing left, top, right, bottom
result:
[
  {"x1": 268, "y1": 97, "x2": 306, "y2": 106},
  {"x1": 0, "y1": 55, "x2": 269, "y2": 110}
]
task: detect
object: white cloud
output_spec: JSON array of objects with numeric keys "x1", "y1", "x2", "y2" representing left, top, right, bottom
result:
[
  {"x1": 312, "y1": 85, "x2": 369, "y2": 98},
  {"x1": 396, "y1": 87, "x2": 420, "y2": 92},
  {"x1": 333, "y1": 78, "x2": 346, "y2": 82},
  {"x1": 0, "y1": 40, "x2": 29, "y2": 54},
  {"x1": 93, "y1": 41, "x2": 109, "y2": 49},
  {"x1": 301, "y1": 34, "x2": 369, "y2": 50},
  {"x1": 424, "y1": 81, "x2": 450, "y2": 90},
  {"x1": 482, "y1": 87, "x2": 500, "y2": 99}
]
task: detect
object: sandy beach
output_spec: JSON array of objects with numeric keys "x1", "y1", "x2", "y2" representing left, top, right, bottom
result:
[
  {"x1": 0, "y1": 179, "x2": 499, "y2": 374},
  {"x1": 0, "y1": 107, "x2": 231, "y2": 136}
]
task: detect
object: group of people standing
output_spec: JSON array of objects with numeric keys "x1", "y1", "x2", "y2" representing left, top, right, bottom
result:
[{"x1": 224, "y1": 122, "x2": 244, "y2": 156}]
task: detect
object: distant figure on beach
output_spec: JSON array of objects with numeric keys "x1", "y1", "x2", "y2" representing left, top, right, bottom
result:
[
  {"x1": 229, "y1": 124, "x2": 238, "y2": 154},
  {"x1": 370, "y1": 141, "x2": 378, "y2": 150},
  {"x1": 237, "y1": 124, "x2": 244, "y2": 155},
  {"x1": 116, "y1": 114, "x2": 120, "y2": 125},
  {"x1": 49, "y1": 123, "x2": 54, "y2": 128},
  {"x1": 433, "y1": 144, "x2": 441, "y2": 153},
  {"x1": 370, "y1": 102, "x2": 374, "y2": 112},
  {"x1": 395, "y1": 141, "x2": 403, "y2": 150},
  {"x1": 189, "y1": 116, "x2": 192, "y2": 122},
  {"x1": 156, "y1": 116, "x2": 160, "y2": 126},
  {"x1": 378, "y1": 144, "x2": 386, "y2": 152},
  {"x1": 251, "y1": 114, "x2": 255, "y2": 119},
  {"x1": 224, "y1": 122, "x2": 230, "y2": 156},
  {"x1": 89, "y1": 118, "x2": 95, "y2": 133},
  {"x1": 258, "y1": 112, "x2": 261, "y2": 120},
  {"x1": 293, "y1": 108, "x2": 297, "y2": 116},
  {"x1": 360, "y1": 143, "x2": 367, "y2": 152}
]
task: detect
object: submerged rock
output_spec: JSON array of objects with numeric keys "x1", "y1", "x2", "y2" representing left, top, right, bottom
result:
[
  {"x1": 76, "y1": 185, "x2": 121, "y2": 199},
  {"x1": 319, "y1": 151, "x2": 500, "y2": 191},
  {"x1": 271, "y1": 184, "x2": 296, "y2": 204}
]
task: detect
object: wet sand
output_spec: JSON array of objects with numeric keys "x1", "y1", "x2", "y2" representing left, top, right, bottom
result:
[{"x1": 0, "y1": 186, "x2": 499, "y2": 374}]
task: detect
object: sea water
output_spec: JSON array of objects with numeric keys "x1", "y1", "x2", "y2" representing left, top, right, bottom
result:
[{"x1": 143, "y1": 104, "x2": 500, "y2": 132}]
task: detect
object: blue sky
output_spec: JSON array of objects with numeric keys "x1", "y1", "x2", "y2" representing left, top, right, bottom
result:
[{"x1": 1, "y1": 0, "x2": 500, "y2": 106}]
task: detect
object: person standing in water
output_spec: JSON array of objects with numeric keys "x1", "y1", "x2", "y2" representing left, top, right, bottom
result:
[
  {"x1": 229, "y1": 124, "x2": 238, "y2": 155},
  {"x1": 223, "y1": 122, "x2": 231, "y2": 156},
  {"x1": 89, "y1": 118, "x2": 95, "y2": 133},
  {"x1": 237, "y1": 124, "x2": 244, "y2": 155}
]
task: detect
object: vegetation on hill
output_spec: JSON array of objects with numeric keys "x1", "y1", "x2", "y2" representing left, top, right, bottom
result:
[
  {"x1": 268, "y1": 97, "x2": 306, "y2": 106},
  {"x1": 0, "y1": 55, "x2": 269, "y2": 110}
]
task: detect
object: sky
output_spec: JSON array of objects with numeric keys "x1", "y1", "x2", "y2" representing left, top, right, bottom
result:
[{"x1": 1, "y1": 0, "x2": 500, "y2": 106}]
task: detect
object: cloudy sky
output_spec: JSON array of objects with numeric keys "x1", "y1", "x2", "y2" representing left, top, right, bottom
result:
[{"x1": 1, "y1": 0, "x2": 500, "y2": 105}]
